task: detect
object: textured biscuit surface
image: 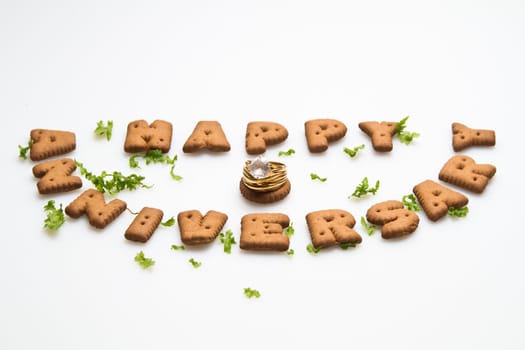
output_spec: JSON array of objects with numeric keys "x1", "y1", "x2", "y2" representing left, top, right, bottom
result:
[
  {"x1": 413, "y1": 180, "x2": 469, "y2": 221},
  {"x1": 124, "y1": 119, "x2": 173, "y2": 153},
  {"x1": 240, "y1": 213, "x2": 290, "y2": 251},
  {"x1": 358, "y1": 121, "x2": 397, "y2": 152},
  {"x1": 65, "y1": 189, "x2": 127, "y2": 229},
  {"x1": 366, "y1": 200, "x2": 419, "y2": 239},
  {"x1": 125, "y1": 207, "x2": 164, "y2": 243},
  {"x1": 245, "y1": 121, "x2": 288, "y2": 154},
  {"x1": 305, "y1": 209, "x2": 362, "y2": 248},
  {"x1": 438, "y1": 155, "x2": 496, "y2": 193},
  {"x1": 30, "y1": 129, "x2": 76, "y2": 161},
  {"x1": 452, "y1": 122, "x2": 496, "y2": 152},
  {"x1": 304, "y1": 119, "x2": 347, "y2": 152},
  {"x1": 182, "y1": 121, "x2": 231, "y2": 153},
  {"x1": 239, "y1": 179, "x2": 291, "y2": 204},
  {"x1": 32, "y1": 158, "x2": 82, "y2": 194},
  {"x1": 177, "y1": 210, "x2": 228, "y2": 245}
]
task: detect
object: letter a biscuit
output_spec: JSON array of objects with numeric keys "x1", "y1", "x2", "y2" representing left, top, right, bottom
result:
[
  {"x1": 412, "y1": 180, "x2": 469, "y2": 221},
  {"x1": 182, "y1": 121, "x2": 231, "y2": 153}
]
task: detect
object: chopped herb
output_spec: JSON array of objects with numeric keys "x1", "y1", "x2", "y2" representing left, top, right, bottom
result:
[
  {"x1": 350, "y1": 177, "x2": 380, "y2": 198},
  {"x1": 161, "y1": 217, "x2": 176, "y2": 227},
  {"x1": 278, "y1": 148, "x2": 295, "y2": 157},
  {"x1": 171, "y1": 244, "x2": 185, "y2": 251},
  {"x1": 189, "y1": 258, "x2": 202, "y2": 268},
  {"x1": 134, "y1": 251, "x2": 155, "y2": 269},
  {"x1": 306, "y1": 243, "x2": 321, "y2": 254},
  {"x1": 284, "y1": 223, "x2": 295, "y2": 238},
  {"x1": 94, "y1": 120, "x2": 113, "y2": 141},
  {"x1": 244, "y1": 287, "x2": 261, "y2": 299},
  {"x1": 286, "y1": 249, "x2": 295, "y2": 256},
  {"x1": 310, "y1": 173, "x2": 327, "y2": 182},
  {"x1": 340, "y1": 242, "x2": 357, "y2": 250},
  {"x1": 402, "y1": 194, "x2": 421, "y2": 211},
  {"x1": 18, "y1": 139, "x2": 34, "y2": 160},
  {"x1": 43, "y1": 200, "x2": 65, "y2": 231},
  {"x1": 127, "y1": 208, "x2": 139, "y2": 215},
  {"x1": 395, "y1": 116, "x2": 420, "y2": 145},
  {"x1": 129, "y1": 150, "x2": 182, "y2": 181},
  {"x1": 360, "y1": 216, "x2": 376, "y2": 236},
  {"x1": 219, "y1": 229, "x2": 236, "y2": 254},
  {"x1": 448, "y1": 206, "x2": 469, "y2": 217},
  {"x1": 75, "y1": 160, "x2": 151, "y2": 195},
  {"x1": 343, "y1": 144, "x2": 365, "y2": 158}
]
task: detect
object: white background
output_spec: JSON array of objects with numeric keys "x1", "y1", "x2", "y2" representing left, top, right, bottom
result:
[{"x1": 1, "y1": 1, "x2": 524, "y2": 349}]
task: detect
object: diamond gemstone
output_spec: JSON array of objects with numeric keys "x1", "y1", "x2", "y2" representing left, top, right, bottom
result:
[{"x1": 249, "y1": 155, "x2": 270, "y2": 179}]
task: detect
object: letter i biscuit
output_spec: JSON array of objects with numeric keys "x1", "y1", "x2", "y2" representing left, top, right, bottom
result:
[{"x1": 125, "y1": 207, "x2": 164, "y2": 243}]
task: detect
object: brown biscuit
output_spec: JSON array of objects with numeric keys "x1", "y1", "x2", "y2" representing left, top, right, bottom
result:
[
  {"x1": 452, "y1": 122, "x2": 496, "y2": 152},
  {"x1": 177, "y1": 210, "x2": 228, "y2": 245},
  {"x1": 304, "y1": 119, "x2": 347, "y2": 153},
  {"x1": 305, "y1": 209, "x2": 362, "y2": 249},
  {"x1": 358, "y1": 121, "x2": 397, "y2": 152},
  {"x1": 413, "y1": 180, "x2": 469, "y2": 221},
  {"x1": 182, "y1": 121, "x2": 231, "y2": 153},
  {"x1": 32, "y1": 158, "x2": 82, "y2": 194},
  {"x1": 29, "y1": 129, "x2": 76, "y2": 161},
  {"x1": 65, "y1": 189, "x2": 127, "y2": 229},
  {"x1": 438, "y1": 155, "x2": 496, "y2": 193},
  {"x1": 125, "y1": 207, "x2": 164, "y2": 243},
  {"x1": 366, "y1": 200, "x2": 420, "y2": 239},
  {"x1": 124, "y1": 119, "x2": 173, "y2": 153},
  {"x1": 245, "y1": 121, "x2": 288, "y2": 154},
  {"x1": 239, "y1": 213, "x2": 290, "y2": 251},
  {"x1": 239, "y1": 178, "x2": 291, "y2": 204}
]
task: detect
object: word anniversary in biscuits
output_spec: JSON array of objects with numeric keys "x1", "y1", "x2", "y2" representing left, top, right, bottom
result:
[{"x1": 19, "y1": 118, "x2": 496, "y2": 255}]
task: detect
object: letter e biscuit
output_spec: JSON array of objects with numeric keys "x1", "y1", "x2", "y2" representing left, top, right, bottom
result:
[{"x1": 240, "y1": 213, "x2": 290, "y2": 251}]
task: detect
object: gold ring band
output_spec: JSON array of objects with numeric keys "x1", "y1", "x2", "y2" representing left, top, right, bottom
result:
[{"x1": 242, "y1": 160, "x2": 288, "y2": 192}]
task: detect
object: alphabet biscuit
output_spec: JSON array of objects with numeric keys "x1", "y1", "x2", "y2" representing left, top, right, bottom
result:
[
  {"x1": 452, "y1": 122, "x2": 496, "y2": 152},
  {"x1": 182, "y1": 121, "x2": 231, "y2": 153},
  {"x1": 366, "y1": 200, "x2": 419, "y2": 239},
  {"x1": 245, "y1": 121, "x2": 288, "y2": 154},
  {"x1": 29, "y1": 129, "x2": 76, "y2": 161},
  {"x1": 438, "y1": 155, "x2": 496, "y2": 193},
  {"x1": 358, "y1": 121, "x2": 397, "y2": 152},
  {"x1": 240, "y1": 213, "x2": 290, "y2": 251},
  {"x1": 412, "y1": 180, "x2": 469, "y2": 221},
  {"x1": 65, "y1": 189, "x2": 127, "y2": 229},
  {"x1": 177, "y1": 210, "x2": 228, "y2": 245},
  {"x1": 124, "y1": 119, "x2": 173, "y2": 153},
  {"x1": 305, "y1": 209, "x2": 362, "y2": 249},
  {"x1": 304, "y1": 119, "x2": 347, "y2": 153},
  {"x1": 125, "y1": 207, "x2": 164, "y2": 243},
  {"x1": 32, "y1": 158, "x2": 82, "y2": 194}
]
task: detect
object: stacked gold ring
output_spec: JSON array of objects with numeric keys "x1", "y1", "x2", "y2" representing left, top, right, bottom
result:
[{"x1": 242, "y1": 160, "x2": 288, "y2": 192}]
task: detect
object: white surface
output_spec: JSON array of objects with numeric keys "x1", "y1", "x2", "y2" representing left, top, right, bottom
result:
[{"x1": 2, "y1": 1, "x2": 525, "y2": 349}]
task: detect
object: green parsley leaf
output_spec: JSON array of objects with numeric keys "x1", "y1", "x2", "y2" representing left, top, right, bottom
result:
[
  {"x1": 244, "y1": 287, "x2": 261, "y2": 298},
  {"x1": 343, "y1": 144, "x2": 365, "y2": 158},
  {"x1": 448, "y1": 206, "x2": 469, "y2": 217},
  {"x1": 75, "y1": 160, "x2": 151, "y2": 195},
  {"x1": 360, "y1": 216, "x2": 376, "y2": 236},
  {"x1": 350, "y1": 177, "x2": 380, "y2": 198},
  {"x1": 402, "y1": 194, "x2": 421, "y2": 211},
  {"x1": 94, "y1": 120, "x2": 113, "y2": 141},
  {"x1": 278, "y1": 148, "x2": 296, "y2": 157},
  {"x1": 306, "y1": 243, "x2": 321, "y2": 254},
  {"x1": 310, "y1": 173, "x2": 327, "y2": 182},
  {"x1": 340, "y1": 242, "x2": 357, "y2": 250},
  {"x1": 134, "y1": 251, "x2": 155, "y2": 269},
  {"x1": 161, "y1": 217, "x2": 175, "y2": 227},
  {"x1": 219, "y1": 229, "x2": 236, "y2": 254},
  {"x1": 189, "y1": 258, "x2": 202, "y2": 268},
  {"x1": 43, "y1": 200, "x2": 65, "y2": 231},
  {"x1": 394, "y1": 116, "x2": 420, "y2": 145},
  {"x1": 129, "y1": 150, "x2": 182, "y2": 181},
  {"x1": 283, "y1": 223, "x2": 295, "y2": 238},
  {"x1": 18, "y1": 139, "x2": 34, "y2": 160},
  {"x1": 171, "y1": 244, "x2": 185, "y2": 251},
  {"x1": 286, "y1": 249, "x2": 295, "y2": 256}
]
